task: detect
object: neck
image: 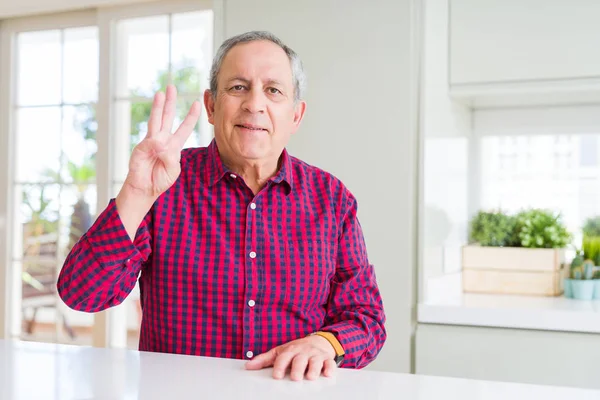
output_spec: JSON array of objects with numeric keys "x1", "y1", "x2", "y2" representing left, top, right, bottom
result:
[{"x1": 222, "y1": 154, "x2": 281, "y2": 194}]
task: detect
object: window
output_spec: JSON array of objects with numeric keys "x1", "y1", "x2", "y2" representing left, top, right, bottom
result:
[
  {"x1": 481, "y1": 133, "x2": 600, "y2": 247},
  {"x1": 1, "y1": 1, "x2": 215, "y2": 347},
  {"x1": 12, "y1": 25, "x2": 99, "y2": 345},
  {"x1": 420, "y1": 105, "x2": 600, "y2": 304}
]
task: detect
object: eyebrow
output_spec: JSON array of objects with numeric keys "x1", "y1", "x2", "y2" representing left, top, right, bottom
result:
[
  {"x1": 226, "y1": 77, "x2": 251, "y2": 85},
  {"x1": 225, "y1": 77, "x2": 286, "y2": 87},
  {"x1": 265, "y1": 79, "x2": 285, "y2": 87}
]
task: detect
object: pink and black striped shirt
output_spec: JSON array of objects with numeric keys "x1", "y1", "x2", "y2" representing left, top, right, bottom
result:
[{"x1": 57, "y1": 140, "x2": 386, "y2": 368}]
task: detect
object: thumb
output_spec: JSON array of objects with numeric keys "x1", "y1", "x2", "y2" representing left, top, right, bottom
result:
[{"x1": 245, "y1": 347, "x2": 278, "y2": 370}]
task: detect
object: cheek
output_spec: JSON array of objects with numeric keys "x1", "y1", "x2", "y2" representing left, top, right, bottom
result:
[
  {"x1": 214, "y1": 97, "x2": 237, "y2": 120},
  {"x1": 270, "y1": 106, "x2": 296, "y2": 128}
]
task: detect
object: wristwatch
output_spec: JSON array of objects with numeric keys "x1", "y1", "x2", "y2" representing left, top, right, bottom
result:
[{"x1": 310, "y1": 331, "x2": 345, "y2": 367}]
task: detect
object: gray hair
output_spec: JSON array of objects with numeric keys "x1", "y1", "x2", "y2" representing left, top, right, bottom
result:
[{"x1": 209, "y1": 31, "x2": 307, "y2": 102}]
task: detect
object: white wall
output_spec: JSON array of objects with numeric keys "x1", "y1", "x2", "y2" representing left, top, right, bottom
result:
[
  {"x1": 420, "y1": 0, "x2": 471, "y2": 302},
  {"x1": 0, "y1": 0, "x2": 155, "y2": 18},
  {"x1": 450, "y1": 0, "x2": 600, "y2": 85},
  {"x1": 223, "y1": 0, "x2": 420, "y2": 373},
  {"x1": 416, "y1": 324, "x2": 600, "y2": 390}
]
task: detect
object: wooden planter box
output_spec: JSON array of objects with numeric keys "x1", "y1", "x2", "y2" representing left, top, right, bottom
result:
[{"x1": 462, "y1": 244, "x2": 566, "y2": 296}]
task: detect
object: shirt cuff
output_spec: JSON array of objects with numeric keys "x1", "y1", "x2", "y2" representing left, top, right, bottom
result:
[
  {"x1": 84, "y1": 199, "x2": 146, "y2": 267},
  {"x1": 319, "y1": 321, "x2": 366, "y2": 365}
]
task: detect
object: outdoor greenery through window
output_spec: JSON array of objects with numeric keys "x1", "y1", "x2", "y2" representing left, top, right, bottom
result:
[
  {"x1": 14, "y1": 26, "x2": 99, "y2": 344},
  {"x1": 10, "y1": 8, "x2": 214, "y2": 346}
]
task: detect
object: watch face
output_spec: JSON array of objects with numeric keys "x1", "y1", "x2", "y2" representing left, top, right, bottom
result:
[{"x1": 334, "y1": 354, "x2": 344, "y2": 367}]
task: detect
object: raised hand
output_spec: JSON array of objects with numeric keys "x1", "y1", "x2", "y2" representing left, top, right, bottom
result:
[
  {"x1": 125, "y1": 84, "x2": 201, "y2": 198},
  {"x1": 116, "y1": 84, "x2": 201, "y2": 241}
]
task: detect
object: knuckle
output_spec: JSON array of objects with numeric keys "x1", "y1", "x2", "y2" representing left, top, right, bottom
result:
[{"x1": 284, "y1": 344, "x2": 297, "y2": 353}]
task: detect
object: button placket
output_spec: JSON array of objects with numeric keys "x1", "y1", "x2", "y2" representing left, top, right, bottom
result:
[{"x1": 244, "y1": 195, "x2": 265, "y2": 363}]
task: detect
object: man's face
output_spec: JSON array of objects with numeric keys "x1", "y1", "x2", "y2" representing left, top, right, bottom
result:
[{"x1": 204, "y1": 40, "x2": 306, "y2": 165}]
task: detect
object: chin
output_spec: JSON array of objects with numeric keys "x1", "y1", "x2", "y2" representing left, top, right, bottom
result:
[
  {"x1": 238, "y1": 149, "x2": 268, "y2": 160},
  {"x1": 236, "y1": 141, "x2": 270, "y2": 159}
]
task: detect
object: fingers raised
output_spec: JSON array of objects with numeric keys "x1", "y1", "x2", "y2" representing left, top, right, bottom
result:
[
  {"x1": 147, "y1": 91, "x2": 166, "y2": 137},
  {"x1": 161, "y1": 84, "x2": 177, "y2": 134},
  {"x1": 171, "y1": 100, "x2": 202, "y2": 150}
]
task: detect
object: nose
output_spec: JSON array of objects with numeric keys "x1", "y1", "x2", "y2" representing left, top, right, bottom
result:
[{"x1": 242, "y1": 87, "x2": 266, "y2": 114}]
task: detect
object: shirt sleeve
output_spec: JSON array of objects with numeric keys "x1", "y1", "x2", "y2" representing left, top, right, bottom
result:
[
  {"x1": 57, "y1": 199, "x2": 153, "y2": 312},
  {"x1": 320, "y1": 193, "x2": 387, "y2": 368}
]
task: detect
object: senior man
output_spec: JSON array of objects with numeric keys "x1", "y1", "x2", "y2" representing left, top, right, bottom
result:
[{"x1": 58, "y1": 30, "x2": 386, "y2": 381}]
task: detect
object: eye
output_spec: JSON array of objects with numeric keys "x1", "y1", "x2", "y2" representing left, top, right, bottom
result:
[
  {"x1": 268, "y1": 87, "x2": 282, "y2": 95},
  {"x1": 231, "y1": 85, "x2": 246, "y2": 91}
]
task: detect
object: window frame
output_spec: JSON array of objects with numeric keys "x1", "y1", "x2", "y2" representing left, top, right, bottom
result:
[{"x1": 0, "y1": 0, "x2": 223, "y2": 345}]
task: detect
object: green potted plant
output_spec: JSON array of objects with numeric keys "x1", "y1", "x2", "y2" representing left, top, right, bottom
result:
[
  {"x1": 566, "y1": 257, "x2": 596, "y2": 300},
  {"x1": 463, "y1": 208, "x2": 572, "y2": 296},
  {"x1": 566, "y1": 227, "x2": 600, "y2": 300},
  {"x1": 582, "y1": 216, "x2": 600, "y2": 238}
]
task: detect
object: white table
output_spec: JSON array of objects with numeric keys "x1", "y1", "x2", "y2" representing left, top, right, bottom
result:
[{"x1": 1, "y1": 339, "x2": 599, "y2": 400}]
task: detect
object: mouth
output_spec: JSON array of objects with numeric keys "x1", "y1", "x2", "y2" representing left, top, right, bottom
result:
[{"x1": 235, "y1": 124, "x2": 268, "y2": 132}]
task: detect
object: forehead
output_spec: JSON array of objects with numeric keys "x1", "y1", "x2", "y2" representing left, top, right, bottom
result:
[{"x1": 219, "y1": 40, "x2": 294, "y2": 86}]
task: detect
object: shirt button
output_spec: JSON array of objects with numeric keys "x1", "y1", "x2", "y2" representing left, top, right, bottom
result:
[
  {"x1": 246, "y1": 351, "x2": 254, "y2": 359},
  {"x1": 249, "y1": 251, "x2": 256, "y2": 259},
  {"x1": 248, "y1": 299, "x2": 255, "y2": 307},
  {"x1": 230, "y1": 174, "x2": 237, "y2": 178},
  {"x1": 250, "y1": 203, "x2": 256, "y2": 210}
]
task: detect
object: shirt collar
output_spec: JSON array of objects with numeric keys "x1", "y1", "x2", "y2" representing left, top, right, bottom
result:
[{"x1": 205, "y1": 139, "x2": 294, "y2": 194}]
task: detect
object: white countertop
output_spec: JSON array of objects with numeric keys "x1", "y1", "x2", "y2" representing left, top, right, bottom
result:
[
  {"x1": 419, "y1": 292, "x2": 600, "y2": 333},
  {"x1": 2, "y1": 339, "x2": 600, "y2": 399}
]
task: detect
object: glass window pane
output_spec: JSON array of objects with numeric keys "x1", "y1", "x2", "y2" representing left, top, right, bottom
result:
[
  {"x1": 18, "y1": 184, "x2": 60, "y2": 260},
  {"x1": 17, "y1": 30, "x2": 61, "y2": 106},
  {"x1": 171, "y1": 11, "x2": 213, "y2": 95},
  {"x1": 113, "y1": 100, "x2": 152, "y2": 181},
  {"x1": 580, "y1": 135, "x2": 598, "y2": 167},
  {"x1": 116, "y1": 15, "x2": 169, "y2": 98},
  {"x1": 62, "y1": 105, "x2": 97, "y2": 184},
  {"x1": 480, "y1": 134, "x2": 600, "y2": 242},
  {"x1": 175, "y1": 97, "x2": 205, "y2": 149},
  {"x1": 16, "y1": 107, "x2": 61, "y2": 183},
  {"x1": 60, "y1": 184, "x2": 97, "y2": 255},
  {"x1": 17, "y1": 184, "x2": 96, "y2": 345},
  {"x1": 63, "y1": 27, "x2": 99, "y2": 104}
]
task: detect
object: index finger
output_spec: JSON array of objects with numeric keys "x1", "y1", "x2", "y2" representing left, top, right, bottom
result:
[{"x1": 245, "y1": 347, "x2": 277, "y2": 370}]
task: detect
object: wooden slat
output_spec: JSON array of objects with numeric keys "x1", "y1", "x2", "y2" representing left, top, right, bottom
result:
[
  {"x1": 463, "y1": 268, "x2": 564, "y2": 296},
  {"x1": 462, "y1": 245, "x2": 564, "y2": 272}
]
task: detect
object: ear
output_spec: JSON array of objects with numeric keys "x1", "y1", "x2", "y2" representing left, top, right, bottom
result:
[
  {"x1": 291, "y1": 100, "x2": 307, "y2": 134},
  {"x1": 204, "y1": 89, "x2": 216, "y2": 125}
]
